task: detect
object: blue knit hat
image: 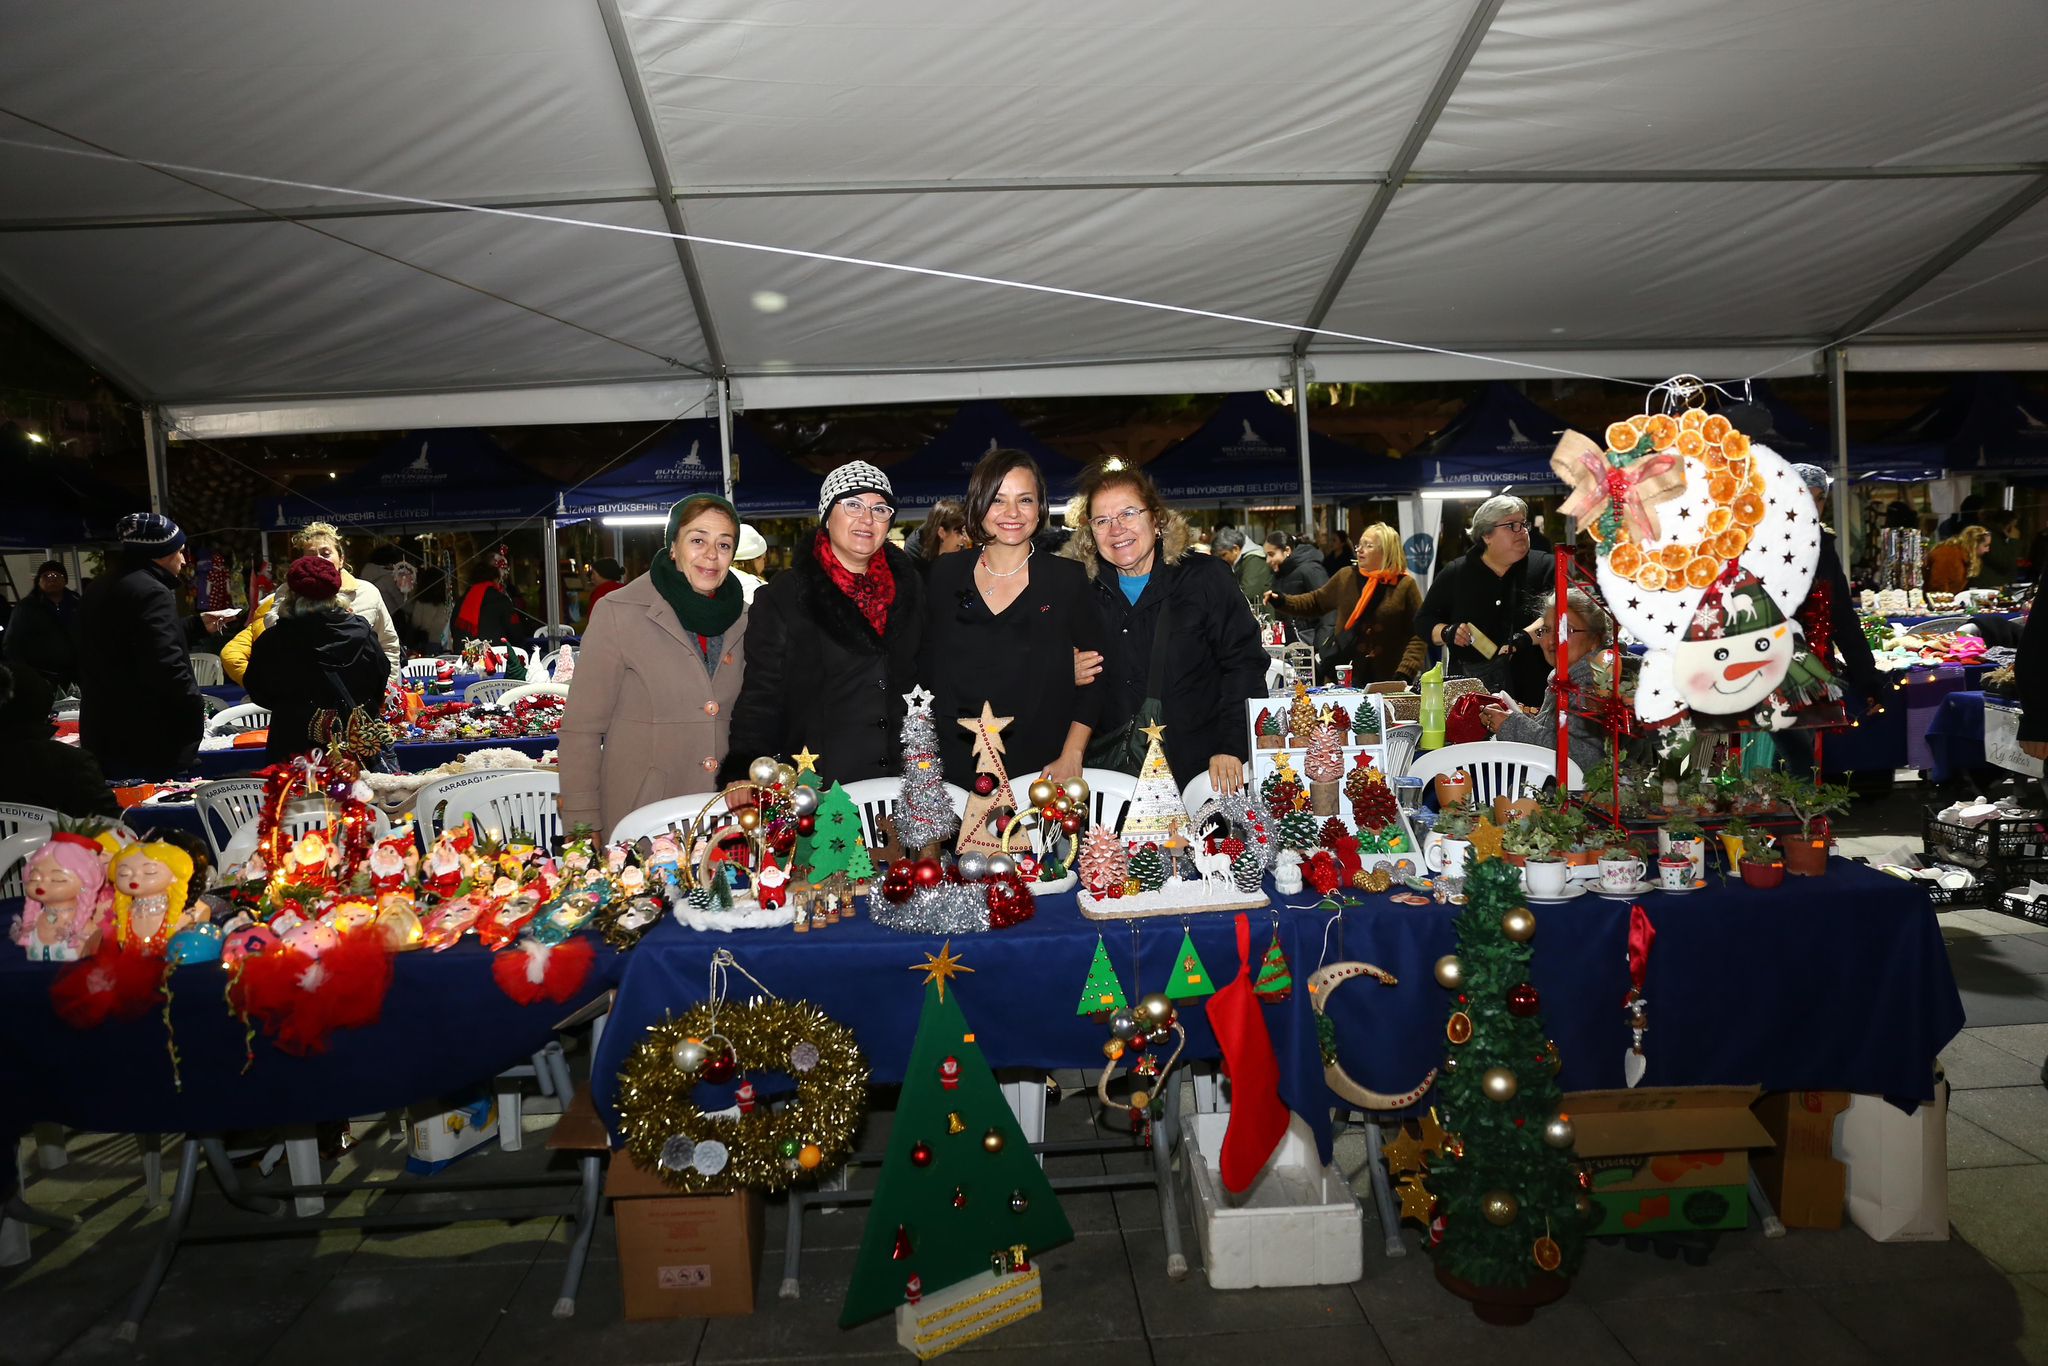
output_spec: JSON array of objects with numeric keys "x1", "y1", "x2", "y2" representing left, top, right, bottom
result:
[{"x1": 118, "y1": 511, "x2": 185, "y2": 555}]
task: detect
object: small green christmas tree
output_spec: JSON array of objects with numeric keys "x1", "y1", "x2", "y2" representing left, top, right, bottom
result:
[
  {"x1": 1254, "y1": 934, "x2": 1293, "y2": 1002},
  {"x1": 1075, "y1": 937, "x2": 1127, "y2": 1017},
  {"x1": 1430, "y1": 857, "x2": 1586, "y2": 1300},
  {"x1": 1130, "y1": 842, "x2": 1169, "y2": 892},
  {"x1": 841, "y1": 946, "x2": 1073, "y2": 1326},
  {"x1": 1277, "y1": 809, "x2": 1319, "y2": 853},
  {"x1": 803, "y1": 782, "x2": 867, "y2": 887},
  {"x1": 1165, "y1": 929, "x2": 1215, "y2": 1001}
]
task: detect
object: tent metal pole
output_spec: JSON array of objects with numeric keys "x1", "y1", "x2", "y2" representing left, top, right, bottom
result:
[
  {"x1": 542, "y1": 518, "x2": 562, "y2": 640},
  {"x1": 612, "y1": 527, "x2": 625, "y2": 564},
  {"x1": 1829, "y1": 347, "x2": 1851, "y2": 555},
  {"x1": 1292, "y1": 358, "x2": 1314, "y2": 537},
  {"x1": 716, "y1": 378, "x2": 735, "y2": 500},
  {"x1": 141, "y1": 406, "x2": 168, "y2": 515}
]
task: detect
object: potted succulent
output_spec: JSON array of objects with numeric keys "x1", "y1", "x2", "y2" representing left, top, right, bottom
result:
[
  {"x1": 1769, "y1": 771, "x2": 1853, "y2": 877},
  {"x1": 1428, "y1": 800, "x2": 1478, "y2": 879},
  {"x1": 1717, "y1": 815, "x2": 1750, "y2": 871},
  {"x1": 1659, "y1": 810, "x2": 1707, "y2": 884},
  {"x1": 1505, "y1": 811, "x2": 1572, "y2": 897},
  {"x1": 1739, "y1": 825, "x2": 1786, "y2": 888}
]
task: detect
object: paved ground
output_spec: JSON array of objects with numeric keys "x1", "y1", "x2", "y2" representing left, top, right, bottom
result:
[{"x1": 7, "y1": 782, "x2": 2048, "y2": 1365}]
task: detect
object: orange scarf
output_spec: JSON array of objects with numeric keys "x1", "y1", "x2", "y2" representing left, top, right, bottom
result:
[{"x1": 1342, "y1": 570, "x2": 1403, "y2": 632}]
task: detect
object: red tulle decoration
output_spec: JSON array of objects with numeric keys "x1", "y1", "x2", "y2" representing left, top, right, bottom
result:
[
  {"x1": 490, "y1": 936, "x2": 597, "y2": 1006},
  {"x1": 51, "y1": 945, "x2": 167, "y2": 1028},
  {"x1": 984, "y1": 875, "x2": 1035, "y2": 930},
  {"x1": 230, "y1": 933, "x2": 393, "y2": 1055}
]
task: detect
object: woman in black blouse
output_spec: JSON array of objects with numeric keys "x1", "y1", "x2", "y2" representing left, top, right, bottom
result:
[{"x1": 922, "y1": 449, "x2": 1104, "y2": 783}]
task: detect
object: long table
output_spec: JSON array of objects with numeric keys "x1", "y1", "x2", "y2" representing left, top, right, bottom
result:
[{"x1": 174, "y1": 733, "x2": 557, "y2": 782}]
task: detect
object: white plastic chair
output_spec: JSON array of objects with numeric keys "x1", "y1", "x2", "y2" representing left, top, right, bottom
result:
[
  {"x1": 193, "y1": 778, "x2": 270, "y2": 863},
  {"x1": 1380, "y1": 722, "x2": 1422, "y2": 780},
  {"x1": 0, "y1": 803, "x2": 59, "y2": 901},
  {"x1": 500, "y1": 682, "x2": 569, "y2": 706},
  {"x1": 414, "y1": 770, "x2": 563, "y2": 849},
  {"x1": 610, "y1": 791, "x2": 734, "y2": 845},
  {"x1": 200, "y1": 694, "x2": 233, "y2": 718},
  {"x1": 188, "y1": 653, "x2": 225, "y2": 687},
  {"x1": 1405, "y1": 741, "x2": 1580, "y2": 806},
  {"x1": 401, "y1": 658, "x2": 443, "y2": 681},
  {"x1": 464, "y1": 678, "x2": 520, "y2": 705},
  {"x1": 52, "y1": 701, "x2": 80, "y2": 722},
  {"x1": 1006, "y1": 767, "x2": 1137, "y2": 834},
  {"x1": 205, "y1": 703, "x2": 272, "y2": 736}
]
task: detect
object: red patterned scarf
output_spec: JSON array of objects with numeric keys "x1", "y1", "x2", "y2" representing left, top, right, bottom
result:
[{"x1": 815, "y1": 529, "x2": 895, "y2": 636}]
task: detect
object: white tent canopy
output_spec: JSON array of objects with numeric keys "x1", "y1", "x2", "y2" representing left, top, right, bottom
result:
[{"x1": 1, "y1": 0, "x2": 2045, "y2": 439}]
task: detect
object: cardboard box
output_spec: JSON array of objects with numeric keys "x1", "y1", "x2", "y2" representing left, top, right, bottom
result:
[
  {"x1": 1837, "y1": 1073, "x2": 1950, "y2": 1242},
  {"x1": 1566, "y1": 1086, "x2": 1773, "y2": 1238},
  {"x1": 608, "y1": 1155, "x2": 762, "y2": 1320},
  {"x1": 407, "y1": 1092, "x2": 498, "y2": 1166},
  {"x1": 1752, "y1": 1091, "x2": 1850, "y2": 1229}
]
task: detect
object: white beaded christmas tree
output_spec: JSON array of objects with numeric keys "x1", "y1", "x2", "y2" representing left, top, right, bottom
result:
[{"x1": 1118, "y1": 722, "x2": 1185, "y2": 843}]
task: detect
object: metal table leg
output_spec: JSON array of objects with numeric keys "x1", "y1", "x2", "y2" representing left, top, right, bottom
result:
[
  {"x1": 138, "y1": 1132, "x2": 164, "y2": 1209},
  {"x1": 1152, "y1": 1092, "x2": 1187, "y2": 1280},
  {"x1": 199, "y1": 1138, "x2": 282, "y2": 1217},
  {"x1": 1363, "y1": 1119, "x2": 1406, "y2": 1257},
  {"x1": 779, "y1": 1187, "x2": 807, "y2": 1299},
  {"x1": 1746, "y1": 1170, "x2": 1786, "y2": 1238},
  {"x1": 114, "y1": 1139, "x2": 201, "y2": 1343},
  {"x1": 552, "y1": 1153, "x2": 602, "y2": 1318}
]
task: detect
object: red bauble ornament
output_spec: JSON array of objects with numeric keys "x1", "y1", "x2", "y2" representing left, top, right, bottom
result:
[
  {"x1": 986, "y1": 876, "x2": 1035, "y2": 930},
  {"x1": 913, "y1": 858, "x2": 944, "y2": 888},
  {"x1": 974, "y1": 773, "x2": 997, "y2": 797},
  {"x1": 910, "y1": 1141, "x2": 934, "y2": 1168},
  {"x1": 699, "y1": 1047, "x2": 737, "y2": 1084},
  {"x1": 797, "y1": 814, "x2": 817, "y2": 836},
  {"x1": 883, "y1": 864, "x2": 916, "y2": 904},
  {"x1": 770, "y1": 827, "x2": 797, "y2": 854},
  {"x1": 1506, "y1": 983, "x2": 1541, "y2": 1018},
  {"x1": 1059, "y1": 813, "x2": 1084, "y2": 835}
]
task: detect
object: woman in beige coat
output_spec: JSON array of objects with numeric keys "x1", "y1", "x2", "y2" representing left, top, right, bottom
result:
[{"x1": 558, "y1": 494, "x2": 748, "y2": 838}]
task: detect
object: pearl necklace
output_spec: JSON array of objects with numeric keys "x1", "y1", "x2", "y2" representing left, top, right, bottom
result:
[{"x1": 977, "y1": 544, "x2": 1033, "y2": 580}]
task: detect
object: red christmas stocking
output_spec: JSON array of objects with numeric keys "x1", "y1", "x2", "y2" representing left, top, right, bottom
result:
[{"x1": 1205, "y1": 913, "x2": 1291, "y2": 1193}]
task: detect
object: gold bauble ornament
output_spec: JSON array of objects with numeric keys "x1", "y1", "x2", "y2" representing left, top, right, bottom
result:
[
  {"x1": 1433, "y1": 955, "x2": 1464, "y2": 989},
  {"x1": 1061, "y1": 777, "x2": 1090, "y2": 806},
  {"x1": 1481, "y1": 1190, "x2": 1520, "y2": 1226},
  {"x1": 672, "y1": 1037, "x2": 708, "y2": 1074},
  {"x1": 1481, "y1": 1066, "x2": 1519, "y2": 1102},
  {"x1": 736, "y1": 806, "x2": 762, "y2": 831},
  {"x1": 981, "y1": 1128, "x2": 1006, "y2": 1154},
  {"x1": 773, "y1": 763, "x2": 797, "y2": 789},
  {"x1": 1542, "y1": 1115, "x2": 1575, "y2": 1149},
  {"x1": 1500, "y1": 906, "x2": 1536, "y2": 942},
  {"x1": 1028, "y1": 778, "x2": 1058, "y2": 808},
  {"x1": 748, "y1": 755, "x2": 780, "y2": 786},
  {"x1": 1575, "y1": 1192, "x2": 1595, "y2": 1219},
  {"x1": 1136, "y1": 992, "x2": 1174, "y2": 1028}
]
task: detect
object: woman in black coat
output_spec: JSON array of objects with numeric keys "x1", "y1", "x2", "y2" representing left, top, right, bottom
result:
[
  {"x1": 1064, "y1": 459, "x2": 1268, "y2": 794},
  {"x1": 1264, "y1": 532, "x2": 1332, "y2": 649},
  {"x1": 722, "y1": 461, "x2": 925, "y2": 788},
  {"x1": 243, "y1": 557, "x2": 392, "y2": 765},
  {"x1": 922, "y1": 450, "x2": 1104, "y2": 783}
]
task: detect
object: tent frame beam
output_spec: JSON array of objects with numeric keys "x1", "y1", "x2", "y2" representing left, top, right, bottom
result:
[
  {"x1": 1291, "y1": 0, "x2": 1507, "y2": 358},
  {"x1": 593, "y1": 0, "x2": 726, "y2": 375},
  {"x1": 1830, "y1": 173, "x2": 2048, "y2": 342},
  {"x1": 0, "y1": 191, "x2": 657, "y2": 234},
  {"x1": 1407, "y1": 163, "x2": 2048, "y2": 186}
]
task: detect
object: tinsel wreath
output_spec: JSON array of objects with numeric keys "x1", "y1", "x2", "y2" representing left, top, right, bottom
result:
[
  {"x1": 51, "y1": 944, "x2": 166, "y2": 1027},
  {"x1": 228, "y1": 934, "x2": 393, "y2": 1056},
  {"x1": 869, "y1": 881, "x2": 989, "y2": 935},
  {"x1": 617, "y1": 1000, "x2": 867, "y2": 1194},
  {"x1": 491, "y1": 936, "x2": 597, "y2": 1006}
]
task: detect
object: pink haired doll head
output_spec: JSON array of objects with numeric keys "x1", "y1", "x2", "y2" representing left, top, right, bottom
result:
[{"x1": 13, "y1": 833, "x2": 112, "y2": 962}]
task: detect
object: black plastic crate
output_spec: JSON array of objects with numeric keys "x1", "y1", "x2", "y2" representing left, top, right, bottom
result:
[
  {"x1": 1928, "y1": 880, "x2": 1991, "y2": 909},
  {"x1": 1995, "y1": 889, "x2": 2048, "y2": 928},
  {"x1": 1923, "y1": 810, "x2": 2048, "y2": 867}
]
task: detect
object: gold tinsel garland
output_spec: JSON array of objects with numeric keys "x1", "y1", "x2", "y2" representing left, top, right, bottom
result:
[{"x1": 616, "y1": 999, "x2": 868, "y2": 1193}]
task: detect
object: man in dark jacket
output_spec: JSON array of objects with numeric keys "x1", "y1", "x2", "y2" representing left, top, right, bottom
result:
[
  {"x1": 0, "y1": 664, "x2": 119, "y2": 817},
  {"x1": 721, "y1": 461, "x2": 925, "y2": 787},
  {"x1": 76, "y1": 513, "x2": 226, "y2": 778},
  {"x1": 244, "y1": 556, "x2": 393, "y2": 765},
  {"x1": 1415, "y1": 495, "x2": 1556, "y2": 705},
  {"x1": 3, "y1": 560, "x2": 81, "y2": 690}
]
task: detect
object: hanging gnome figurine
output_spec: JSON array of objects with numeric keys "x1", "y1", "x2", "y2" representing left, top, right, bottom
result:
[{"x1": 1653, "y1": 563, "x2": 1843, "y2": 732}]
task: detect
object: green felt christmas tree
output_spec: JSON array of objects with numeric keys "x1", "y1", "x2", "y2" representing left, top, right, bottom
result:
[
  {"x1": 1075, "y1": 936, "x2": 1126, "y2": 1018},
  {"x1": 1129, "y1": 842, "x2": 1169, "y2": 892},
  {"x1": 841, "y1": 947, "x2": 1073, "y2": 1327},
  {"x1": 801, "y1": 781, "x2": 866, "y2": 887},
  {"x1": 1254, "y1": 933, "x2": 1293, "y2": 1002},
  {"x1": 1429, "y1": 856, "x2": 1587, "y2": 1300},
  {"x1": 1165, "y1": 929, "x2": 1215, "y2": 1001}
]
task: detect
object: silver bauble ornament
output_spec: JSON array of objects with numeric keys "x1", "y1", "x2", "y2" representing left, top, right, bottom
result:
[
  {"x1": 1543, "y1": 1115, "x2": 1575, "y2": 1150},
  {"x1": 1109, "y1": 1010, "x2": 1143, "y2": 1042},
  {"x1": 1481, "y1": 1066, "x2": 1520, "y2": 1103},
  {"x1": 672, "y1": 1037, "x2": 708, "y2": 1074},
  {"x1": 1481, "y1": 1190, "x2": 1520, "y2": 1226},
  {"x1": 986, "y1": 853, "x2": 1016, "y2": 880},
  {"x1": 748, "y1": 755, "x2": 780, "y2": 786},
  {"x1": 956, "y1": 851, "x2": 989, "y2": 882},
  {"x1": 1434, "y1": 955, "x2": 1464, "y2": 990},
  {"x1": 1136, "y1": 992, "x2": 1174, "y2": 1028},
  {"x1": 1501, "y1": 906, "x2": 1537, "y2": 942},
  {"x1": 790, "y1": 786, "x2": 820, "y2": 817}
]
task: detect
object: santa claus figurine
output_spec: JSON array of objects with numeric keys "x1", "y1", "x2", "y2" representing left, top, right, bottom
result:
[
  {"x1": 756, "y1": 852, "x2": 790, "y2": 910},
  {"x1": 367, "y1": 832, "x2": 418, "y2": 894}
]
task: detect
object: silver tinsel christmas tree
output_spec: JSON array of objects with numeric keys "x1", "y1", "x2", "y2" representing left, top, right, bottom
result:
[{"x1": 892, "y1": 687, "x2": 960, "y2": 853}]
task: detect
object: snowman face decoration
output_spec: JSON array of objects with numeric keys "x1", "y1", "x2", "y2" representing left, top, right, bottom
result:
[{"x1": 1673, "y1": 621, "x2": 1794, "y2": 714}]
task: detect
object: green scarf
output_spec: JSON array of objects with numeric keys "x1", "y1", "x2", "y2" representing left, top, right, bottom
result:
[{"x1": 649, "y1": 550, "x2": 744, "y2": 642}]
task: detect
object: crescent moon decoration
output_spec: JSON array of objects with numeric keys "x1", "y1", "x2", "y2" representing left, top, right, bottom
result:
[{"x1": 1306, "y1": 961, "x2": 1438, "y2": 1111}]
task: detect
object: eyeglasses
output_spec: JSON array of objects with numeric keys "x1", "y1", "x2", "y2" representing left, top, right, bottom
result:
[
  {"x1": 1089, "y1": 507, "x2": 1149, "y2": 533},
  {"x1": 1490, "y1": 520, "x2": 1529, "y2": 536},
  {"x1": 836, "y1": 498, "x2": 895, "y2": 522}
]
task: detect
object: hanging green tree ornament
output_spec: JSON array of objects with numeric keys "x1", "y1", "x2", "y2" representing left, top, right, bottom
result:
[
  {"x1": 1254, "y1": 933, "x2": 1293, "y2": 1003},
  {"x1": 1429, "y1": 856, "x2": 1585, "y2": 1322},
  {"x1": 1075, "y1": 936, "x2": 1127, "y2": 1019},
  {"x1": 1165, "y1": 929, "x2": 1215, "y2": 1001}
]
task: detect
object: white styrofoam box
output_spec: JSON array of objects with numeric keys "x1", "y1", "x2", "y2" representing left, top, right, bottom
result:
[
  {"x1": 409, "y1": 1093, "x2": 499, "y2": 1165},
  {"x1": 1837, "y1": 1071, "x2": 1949, "y2": 1242},
  {"x1": 1983, "y1": 699, "x2": 2044, "y2": 779},
  {"x1": 1185, "y1": 1111, "x2": 1362, "y2": 1289}
]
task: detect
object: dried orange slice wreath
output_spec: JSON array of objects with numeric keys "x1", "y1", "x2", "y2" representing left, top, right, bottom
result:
[{"x1": 1595, "y1": 407, "x2": 1757, "y2": 593}]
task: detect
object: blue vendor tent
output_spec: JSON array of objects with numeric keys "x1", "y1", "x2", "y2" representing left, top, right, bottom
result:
[
  {"x1": 1141, "y1": 392, "x2": 1403, "y2": 504},
  {"x1": 256, "y1": 428, "x2": 558, "y2": 530},
  {"x1": 1864, "y1": 374, "x2": 2048, "y2": 479},
  {"x1": 878, "y1": 401, "x2": 1072, "y2": 512},
  {"x1": 559, "y1": 417, "x2": 817, "y2": 519},
  {"x1": 1400, "y1": 382, "x2": 1569, "y2": 489}
]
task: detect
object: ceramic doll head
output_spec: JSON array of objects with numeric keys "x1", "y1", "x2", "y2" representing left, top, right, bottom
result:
[
  {"x1": 15, "y1": 834, "x2": 111, "y2": 959},
  {"x1": 111, "y1": 840, "x2": 196, "y2": 949}
]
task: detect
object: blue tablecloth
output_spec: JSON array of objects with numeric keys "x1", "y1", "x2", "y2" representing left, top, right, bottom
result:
[
  {"x1": 176, "y1": 733, "x2": 556, "y2": 781},
  {"x1": 1820, "y1": 665, "x2": 1984, "y2": 775},
  {"x1": 1927, "y1": 690, "x2": 1990, "y2": 784},
  {"x1": 0, "y1": 908, "x2": 623, "y2": 1139},
  {"x1": 594, "y1": 860, "x2": 1961, "y2": 1164}
]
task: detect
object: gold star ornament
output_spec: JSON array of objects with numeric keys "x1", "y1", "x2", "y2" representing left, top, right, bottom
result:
[
  {"x1": 1395, "y1": 1174, "x2": 1436, "y2": 1228},
  {"x1": 792, "y1": 745, "x2": 821, "y2": 776},
  {"x1": 1139, "y1": 719, "x2": 1167, "y2": 746},
  {"x1": 1465, "y1": 817, "x2": 1507, "y2": 863},
  {"x1": 912, "y1": 941, "x2": 975, "y2": 1003}
]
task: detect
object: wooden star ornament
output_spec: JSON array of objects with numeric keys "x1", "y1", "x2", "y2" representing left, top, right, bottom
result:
[{"x1": 1465, "y1": 817, "x2": 1507, "y2": 863}]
